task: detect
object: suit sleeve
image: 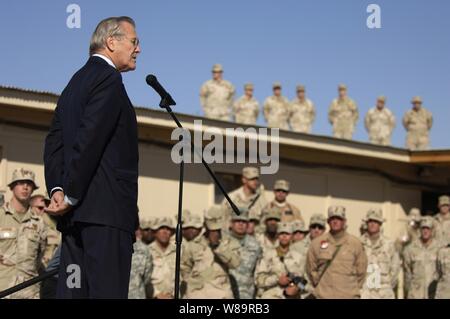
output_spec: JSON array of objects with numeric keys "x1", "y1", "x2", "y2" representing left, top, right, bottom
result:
[
  {"x1": 63, "y1": 71, "x2": 123, "y2": 201},
  {"x1": 44, "y1": 104, "x2": 64, "y2": 196}
]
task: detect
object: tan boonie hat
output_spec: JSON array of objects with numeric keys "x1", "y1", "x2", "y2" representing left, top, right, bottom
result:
[
  {"x1": 277, "y1": 222, "x2": 293, "y2": 234},
  {"x1": 183, "y1": 213, "x2": 203, "y2": 229},
  {"x1": 8, "y1": 168, "x2": 39, "y2": 189},
  {"x1": 420, "y1": 216, "x2": 434, "y2": 229},
  {"x1": 154, "y1": 217, "x2": 174, "y2": 230},
  {"x1": 411, "y1": 96, "x2": 422, "y2": 104},
  {"x1": 204, "y1": 205, "x2": 223, "y2": 230},
  {"x1": 272, "y1": 82, "x2": 282, "y2": 89},
  {"x1": 338, "y1": 84, "x2": 347, "y2": 90},
  {"x1": 231, "y1": 207, "x2": 249, "y2": 222},
  {"x1": 377, "y1": 96, "x2": 386, "y2": 103},
  {"x1": 328, "y1": 206, "x2": 346, "y2": 219},
  {"x1": 438, "y1": 195, "x2": 450, "y2": 207},
  {"x1": 262, "y1": 207, "x2": 281, "y2": 222},
  {"x1": 408, "y1": 208, "x2": 421, "y2": 222},
  {"x1": 244, "y1": 83, "x2": 254, "y2": 90},
  {"x1": 274, "y1": 179, "x2": 290, "y2": 192},
  {"x1": 309, "y1": 213, "x2": 327, "y2": 227},
  {"x1": 366, "y1": 209, "x2": 385, "y2": 224},
  {"x1": 212, "y1": 63, "x2": 223, "y2": 72},
  {"x1": 292, "y1": 220, "x2": 308, "y2": 233},
  {"x1": 242, "y1": 167, "x2": 259, "y2": 179},
  {"x1": 296, "y1": 85, "x2": 305, "y2": 92}
]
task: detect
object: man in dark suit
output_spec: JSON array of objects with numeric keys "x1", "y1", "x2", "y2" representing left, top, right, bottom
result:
[{"x1": 43, "y1": 16, "x2": 141, "y2": 298}]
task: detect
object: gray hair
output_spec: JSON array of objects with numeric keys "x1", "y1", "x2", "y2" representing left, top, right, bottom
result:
[{"x1": 89, "y1": 16, "x2": 135, "y2": 56}]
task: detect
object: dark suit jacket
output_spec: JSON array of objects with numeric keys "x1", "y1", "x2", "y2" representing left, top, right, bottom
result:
[{"x1": 44, "y1": 56, "x2": 139, "y2": 234}]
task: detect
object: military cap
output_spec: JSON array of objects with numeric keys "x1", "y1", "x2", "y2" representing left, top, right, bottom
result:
[
  {"x1": 212, "y1": 63, "x2": 223, "y2": 72},
  {"x1": 8, "y1": 168, "x2": 39, "y2": 189},
  {"x1": 309, "y1": 213, "x2": 327, "y2": 227},
  {"x1": 139, "y1": 218, "x2": 152, "y2": 229},
  {"x1": 420, "y1": 216, "x2": 434, "y2": 229},
  {"x1": 204, "y1": 205, "x2": 224, "y2": 230},
  {"x1": 183, "y1": 213, "x2": 203, "y2": 229},
  {"x1": 262, "y1": 207, "x2": 281, "y2": 222},
  {"x1": 242, "y1": 167, "x2": 259, "y2": 179},
  {"x1": 338, "y1": 84, "x2": 347, "y2": 90},
  {"x1": 154, "y1": 217, "x2": 175, "y2": 230},
  {"x1": 438, "y1": 195, "x2": 450, "y2": 207},
  {"x1": 273, "y1": 179, "x2": 290, "y2": 192},
  {"x1": 30, "y1": 192, "x2": 51, "y2": 205},
  {"x1": 277, "y1": 222, "x2": 293, "y2": 234},
  {"x1": 272, "y1": 82, "x2": 282, "y2": 89},
  {"x1": 408, "y1": 208, "x2": 421, "y2": 222},
  {"x1": 292, "y1": 220, "x2": 308, "y2": 233},
  {"x1": 231, "y1": 207, "x2": 249, "y2": 222},
  {"x1": 244, "y1": 83, "x2": 254, "y2": 90},
  {"x1": 366, "y1": 209, "x2": 385, "y2": 224},
  {"x1": 377, "y1": 96, "x2": 386, "y2": 103},
  {"x1": 327, "y1": 206, "x2": 346, "y2": 219},
  {"x1": 248, "y1": 208, "x2": 260, "y2": 222},
  {"x1": 411, "y1": 96, "x2": 422, "y2": 104},
  {"x1": 296, "y1": 85, "x2": 305, "y2": 92}
]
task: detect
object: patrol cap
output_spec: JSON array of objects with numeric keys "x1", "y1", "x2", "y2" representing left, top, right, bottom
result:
[
  {"x1": 8, "y1": 168, "x2": 39, "y2": 189},
  {"x1": 244, "y1": 83, "x2": 254, "y2": 90},
  {"x1": 420, "y1": 216, "x2": 434, "y2": 229},
  {"x1": 408, "y1": 208, "x2": 421, "y2": 222},
  {"x1": 262, "y1": 207, "x2": 281, "y2": 222},
  {"x1": 212, "y1": 64, "x2": 223, "y2": 72},
  {"x1": 242, "y1": 167, "x2": 259, "y2": 179},
  {"x1": 273, "y1": 179, "x2": 290, "y2": 192},
  {"x1": 296, "y1": 85, "x2": 305, "y2": 92},
  {"x1": 327, "y1": 206, "x2": 346, "y2": 220},
  {"x1": 248, "y1": 208, "x2": 260, "y2": 222},
  {"x1": 139, "y1": 218, "x2": 152, "y2": 230},
  {"x1": 30, "y1": 192, "x2": 50, "y2": 205},
  {"x1": 277, "y1": 222, "x2": 293, "y2": 234},
  {"x1": 438, "y1": 195, "x2": 450, "y2": 207},
  {"x1": 231, "y1": 207, "x2": 249, "y2": 222},
  {"x1": 154, "y1": 217, "x2": 175, "y2": 230},
  {"x1": 292, "y1": 220, "x2": 308, "y2": 233},
  {"x1": 183, "y1": 212, "x2": 203, "y2": 229},
  {"x1": 338, "y1": 84, "x2": 347, "y2": 90},
  {"x1": 204, "y1": 205, "x2": 224, "y2": 230},
  {"x1": 377, "y1": 96, "x2": 386, "y2": 103},
  {"x1": 309, "y1": 213, "x2": 327, "y2": 227},
  {"x1": 411, "y1": 96, "x2": 422, "y2": 104},
  {"x1": 272, "y1": 82, "x2": 282, "y2": 89},
  {"x1": 366, "y1": 209, "x2": 385, "y2": 224}
]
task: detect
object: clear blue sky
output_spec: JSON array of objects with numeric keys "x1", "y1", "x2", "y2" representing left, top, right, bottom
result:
[{"x1": 1, "y1": 0, "x2": 449, "y2": 149}]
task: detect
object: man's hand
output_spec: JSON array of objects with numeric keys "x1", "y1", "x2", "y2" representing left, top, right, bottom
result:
[
  {"x1": 155, "y1": 292, "x2": 173, "y2": 299},
  {"x1": 284, "y1": 283, "x2": 300, "y2": 297},
  {"x1": 278, "y1": 273, "x2": 290, "y2": 287},
  {"x1": 44, "y1": 190, "x2": 72, "y2": 216}
]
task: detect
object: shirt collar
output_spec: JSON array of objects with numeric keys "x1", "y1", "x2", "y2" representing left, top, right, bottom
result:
[{"x1": 92, "y1": 54, "x2": 117, "y2": 69}]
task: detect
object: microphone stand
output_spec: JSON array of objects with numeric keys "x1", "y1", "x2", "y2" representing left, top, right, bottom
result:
[{"x1": 157, "y1": 95, "x2": 240, "y2": 300}]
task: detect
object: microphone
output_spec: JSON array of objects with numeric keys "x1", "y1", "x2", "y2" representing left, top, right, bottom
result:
[{"x1": 145, "y1": 74, "x2": 176, "y2": 108}]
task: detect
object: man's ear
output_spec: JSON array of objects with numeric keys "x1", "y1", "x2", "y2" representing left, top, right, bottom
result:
[{"x1": 105, "y1": 36, "x2": 116, "y2": 52}]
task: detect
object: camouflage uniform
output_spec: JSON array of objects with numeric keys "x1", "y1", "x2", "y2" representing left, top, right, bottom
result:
[
  {"x1": 433, "y1": 196, "x2": 450, "y2": 247},
  {"x1": 256, "y1": 209, "x2": 281, "y2": 252},
  {"x1": 233, "y1": 83, "x2": 259, "y2": 125},
  {"x1": 328, "y1": 85, "x2": 359, "y2": 139},
  {"x1": 128, "y1": 239, "x2": 153, "y2": 299},
  {"x1": 41, "y1": 213, "x2": 60, "y2": 268},
  {"x1": 364, "y1": 97, "x2": 396, "y2": 146},
  {"x1": 289, "y1": 86, "x2": 316, "y2": 133},
  {"x1": 403, "y1": 217, "x2": 442, "y2": 299},
  {"x1": 200, "y1": 64, "x2": 235, "y2": 121},
  {"x1": 360, "y1": 209, "x2": 401, "y2": 299},
  {"x1": 396, "y1": 208, "x2": 421, "y2": 253},
  {"x1": 261, "y1": 180, "x2": 303, "y2": 223},
  {"x1": 263, "y1": 82, "x2": 290, "y2": 129},
  {"x1": 181, "y1": 207, "x2": 240, "y2": 299},
  {"x1": 436, "y1": 243, "x2": 450, "y2": 299},
  {"x1": 402, "y1": 97, "x2": 433, "y2": 150}
]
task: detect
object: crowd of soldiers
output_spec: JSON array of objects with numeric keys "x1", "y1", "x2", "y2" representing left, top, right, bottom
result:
[
  {"x1": 1, "y1": 166, "x2": 449, "y2": 299},
  {"x1": 200, "y1": 64, "x2": 434, "y2": 150}
]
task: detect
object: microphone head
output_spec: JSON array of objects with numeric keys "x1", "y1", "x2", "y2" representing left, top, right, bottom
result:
[{"x1": 146, "y1": 74, "x2": 157, "y2": 86}]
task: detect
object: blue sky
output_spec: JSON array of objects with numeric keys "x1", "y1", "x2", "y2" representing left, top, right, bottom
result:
[{"x1": 1, "y1": 0, "x2": 449, "y2": 149}]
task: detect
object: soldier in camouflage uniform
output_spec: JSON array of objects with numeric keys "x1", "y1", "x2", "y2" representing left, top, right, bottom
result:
[
  {"x1": 291, "y1": 220, "x2": 309, "y2": 243},
  {"x1": 255, "y1": 222, "x2": 305, "y2": 299},
  {"x1": 403, "y1": 216, "x2": 442, "y2": 299},
  {"x1": 128, "y1": 223, "x2": 153, "y2": 299},
  {"x1": 233, "y1": 83, "x2": 260, "y2": 125},
  {"x1": 181, "y1": 210, "x2": 203, "y2": 242},
  {"x1": 328, "y1": 84, "x2": 359, "y2": 139},
  {"x1": 402, "y1": 96, "x2": 433, "y2": 150},
  {"x1": 289, "y1": 85, "x2": 316, "y2": 133},
  {"x1": 228, "y1": 208, "x2": 262, "y2": 299},
  {"x1": 291, "y1": 213, "x2": 327, "y2": 255},
  {"x1": 181, "y1": 205, "x2": 241, "y2": 299},
  {"x1": 256, "y1": 208, "x2": 280, "y2": 253},
  {"x1": 263, "y1": 82, "x2": 290, "y2": 130},
  {"x1": 433, "y1": 195, "x2": 450, "y2": 247},
  {"x1": 139, "y1": 217, "x2": 156, "y2": 245},
  {"x1": 435, "y1": 233, "x2": 450, "y2": 299},
  {"x1": 261, "y1": 180, "x2": 303, "y2": 224},
  {"x1": 364, "y1": 96, "x2": 396, "y2": 146},
  {"x1": 396, "y1": 208, "x2": 421, "y2": 253},
  {"x1": 222, "y1": 167, "x2": 268, "y2": 233},
  {"x1": 200, "y1": 64, "x2": 235, "y2": 121},
  {"x1": 149, "y1": 217, "x2": 176, "y2": 298},
  {"x1": 359, "y1": 218, "x2": 368, "y2": 236},
  {"x1": 0, "y1": 168, "x2": 48, "y2": 299},
  {"x1": 360, "y1": 209, "x2": 401, "y2": 299}
]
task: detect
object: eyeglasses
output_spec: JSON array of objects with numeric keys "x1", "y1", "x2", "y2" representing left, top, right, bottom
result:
[
  {"x1": 115, "y1": 35, "x2": 140, "y2": 48},
  {"x1": 310, "y1": 225, "x2": 324, "y2": 230}
]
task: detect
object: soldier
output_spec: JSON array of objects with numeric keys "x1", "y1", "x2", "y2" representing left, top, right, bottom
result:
[
  {"x1": 435, "y1": 234, "x2": 450, "y2": 299},
  {"x1": 233, "y1": 83, "x2": 260, "y2": 125},
  {"x1": 306, "y1": 206, "x2": 368, "y2": 299},
  {"x1": 396, "y1": 208, "x2": 422, "y2": 253},
  {"x1": 328, "y1": 84, "x2": 359, "y2": 139},
  {"x1": 289, "y1": 85, "x2": 316, "y2": 133},
  {"x1": 261, "y1": 179, "x2": 303, "y2": 223},
  {"x1": 149, "y1": 217, "x2": 176, "y2": 299},
  {"x1": 200, "y1": 64, "x2": 235, "y2": 121},
  {"x1": 263, "y1": 82, "x2": 290, "y2": 129},
  {"x1": 364, "y1": 96, "x2": 396, "y2": 146},
  {"x1": 434, "y1": 195, "x2": 450, "y2": 246},
  {"x1": 291, "y1": 213, "x2": 327, "y2": 255},
  {"x1": 291, "y1": 220, "x2": 309, "y2": 243},
  {"x1": 0, "y1": 168, "x2": 48, "y2": 299},
  {"x1": 256, "y1": 208, "x2": 281, "y2": 253},
  {"x1": 246, "y1": 211, "x2": 259, "y2": 237},
  {"x1": 255, "y1": 222, "x2": 306, "y2": 299},
  {"x1": 128, "y1": 222, "x2": 153, "y2": 299},
  {"x1": 181, "y1": 205, "x2": 240, "y2": 299},
  {"x1": 181, "y1": 210, "x2": 203, "y2": 242},
  {"x1": 222, "y1": 167, "x2": 268, "y2": 232},
  {"x1": 140, "y1": 217, "x2": 156, "y2": 245},
  {"x1": 402, "y1": 96, "x2": 433, "y2": 150},
  {"x1": 360, "y1": 209, "x2": 401, "y2": 299},
  {"x1": 228, "y1": 208, "x2": 262, "y2": 299},
  {"x1": 359, "y1": 218, "x2": 368, "y2": 236},
  {"x1": 403, "y1": 216, "x2": 442, "y2": 299}
]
